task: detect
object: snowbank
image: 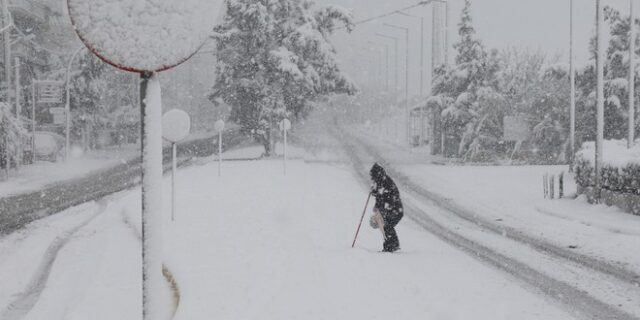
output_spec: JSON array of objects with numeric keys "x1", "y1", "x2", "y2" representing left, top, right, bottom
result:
[{"x1": 576, "y1": 139, "x2": 640, "y2": 168}]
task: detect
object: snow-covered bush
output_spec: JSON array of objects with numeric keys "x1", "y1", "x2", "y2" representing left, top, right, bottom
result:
[{"x1": 575, "y1": 140, "x2": 640, "y2": 195}]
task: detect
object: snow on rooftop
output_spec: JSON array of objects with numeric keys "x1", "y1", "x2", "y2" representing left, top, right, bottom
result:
[{"x1": 67, "y1": 0, "x2": 223, "y2": 72}]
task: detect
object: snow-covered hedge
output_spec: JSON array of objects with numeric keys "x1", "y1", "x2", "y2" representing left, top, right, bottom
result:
[{"x1": 575, "y1": 140, "x2": 640, "y2": 195}]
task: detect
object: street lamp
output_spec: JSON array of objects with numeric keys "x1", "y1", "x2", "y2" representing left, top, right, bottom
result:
[
  {"x1": 383, "y1": 23, "x2": 410, "y2": 146},
  {"x1": 64, "y1": 45, "x2": 85, "y2": 161}
]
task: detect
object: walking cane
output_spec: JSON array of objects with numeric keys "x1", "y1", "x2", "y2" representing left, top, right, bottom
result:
[{"x1": 352, "y1": 193, "x2": 372, "y2": 248}]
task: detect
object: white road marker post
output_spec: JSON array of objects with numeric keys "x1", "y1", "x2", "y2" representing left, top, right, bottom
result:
[
  {"x1": 214, "y1": 119, "x2": 225, "y2": 177},
  {"x1": 280, "y1": 118, "x2": 291, "y2": 175},
  {"x1": 162, "y1": 109, "x2": 191, "y2": 222}
]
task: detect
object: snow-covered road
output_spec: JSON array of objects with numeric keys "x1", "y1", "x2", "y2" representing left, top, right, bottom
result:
[
  {"x1": 0, "y1": 152, "x2": 580, "y2": 319},
  {"x1": 343, "y1": 127, "x2": 640, "y2": 320}
]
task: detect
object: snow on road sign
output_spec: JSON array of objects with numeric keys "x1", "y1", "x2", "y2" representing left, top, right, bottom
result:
[
  {"x1": 162, "y1": 109, "x2": 191, "y2": 143},
  {"x1": 67, "y1": 0, "x2": 223, "y2": 73}
]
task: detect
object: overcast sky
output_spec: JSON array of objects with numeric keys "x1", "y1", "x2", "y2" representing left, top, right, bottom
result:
[{"x1": 324, "y1": 0, "x2": 635, "y2": 96}]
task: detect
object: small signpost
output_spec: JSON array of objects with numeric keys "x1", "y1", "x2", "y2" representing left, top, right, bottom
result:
[
  {"x1": 214, "y1": 119, "x2": 225, "y2": 177},
  {"x1": 67, "y1": 0, "x2": 220, "y2": 317},
  {"x1": 279, "y1": 118, "x2": 291, "y2": 175},
  {"x1": 162, "y1": 109, "x2": 191, "y2": 222}
]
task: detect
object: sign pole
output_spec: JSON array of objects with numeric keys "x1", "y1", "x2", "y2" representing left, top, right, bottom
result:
[
  {"x1": 172, "y1": 142, "x2": 176, "y2": 221},
  {"x1": 162, "y1": 108, "x2": 191, "y2": 223},
  {"x1": 140, "y1": 72, "x2": 163, "y2": 319},
  {"x1": 218, "y1": 131, "x2": 222, "y2": 177},
  {"x1": 284, "y1": 125, "x2": 287, "y2": 175},
  {"x1": 31, "y1": 82, "x2": 35, "y2": 163},
  {"x1": 214, "y1": 119, "x2": 224, "y2": 177},
  {"x1": 15, "y1": 57, "x2": 21, "y2": 168}
]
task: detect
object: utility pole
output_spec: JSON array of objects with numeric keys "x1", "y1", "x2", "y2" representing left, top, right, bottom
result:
[
  {"x1": 629, "y1": 0, "x2": 636, "y2": 148},
  {"x1": 596, "y1": 0, "x2": 605, "y2": 200},
  {"x1": 2, "y1": 0, "x2": 11, "y2": 106},
  {"x1": 570, "y1": 0, "x2": 576, "y2": 165}
]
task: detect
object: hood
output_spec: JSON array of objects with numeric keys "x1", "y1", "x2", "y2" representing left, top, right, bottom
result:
[{"x1": 370, "y1": 163, "x2": 386, "y2": 183}]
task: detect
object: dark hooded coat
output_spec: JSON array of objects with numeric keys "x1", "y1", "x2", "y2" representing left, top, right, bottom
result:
[{"x1": 369, "y1": 163, "x2": 403, "y2": 222}]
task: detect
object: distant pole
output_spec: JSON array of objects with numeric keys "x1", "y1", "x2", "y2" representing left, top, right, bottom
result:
[
  {"x1": 596, "y1": 0, "x2": 605, "y2": 199},
  {"x1": 570, "y1": 0, "x2": 576, "y2": 165},
  {"x1": 384, "y1": 45, "x2": 390, "y2": 90},
  {"x1": 214, "y1": 119, "x2": 225, "y2": 177},
  {"x1": 31, "y1": 82, "x2": 35, "y2": 162},
  {"x1": 2, "y1": 0, "x2": 11, "y2": 107},
  {"x1": 218, "y1": 132, "x2": 222, "y2": 177},
  {"x1": 65, "y1": 46, "x2": 85, "y2": 162},
  {"x1": 445, "y1": 0, "x2": 450, "y2": 66},
  {"x1": 283, "y1": 125, "x2": 287, "y2": 175},
  {"x1": 14, "y1": 57, "x2": 20, "y2": 117},
  {"x1": 280, "y1": 118, "x2": 290, "y2": 175},
  {"x1": 14, "y1": 57, "x2": 21, "y2": 168},
  {"x1": 376, "y1": 33, "x2": 399, "y2": 91},
  {"x1": 383, "y1": 24, "x2": 411, "y2": 146},
  {"x1": 171, "y1": 142, "x2": 176, "y2": 221},
  {"x1": 629, "y1": 0, "x2": 636, "y2": 148},
  {"x1": 420, "y1": 17, "x2": 425, "y2": 97},
  {"x1": 405, "y1": 30, "x2": 409, "y2": 145}
]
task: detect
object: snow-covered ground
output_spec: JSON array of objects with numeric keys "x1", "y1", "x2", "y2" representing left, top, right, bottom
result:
[
  {"x1": 355, "y1": 130, "x2": 640, "y2": 274},
  {"x1": 0, "y1": 152, "x2": 578, "y2": 319}
]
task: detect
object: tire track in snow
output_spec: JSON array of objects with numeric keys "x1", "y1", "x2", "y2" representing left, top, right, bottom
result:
[
  {"x1": 335, "y1": 127, "x2": 639, "y2": 320},
  {"x1": 348, "y1": 129, "x2": 640, "y2": 286},
  {"x1": 119, "y1": 207, "x2": 181, "y2": 319},
  {"x1": 0, "y1": 200, "x2": 107, "y2": 320}
]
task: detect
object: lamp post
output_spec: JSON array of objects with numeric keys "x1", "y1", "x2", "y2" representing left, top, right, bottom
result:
[
  {"x1": 64, "y1": 46, "x2": 85, "y2": 161},
  {"x1": 383, "y1": 23, "x2": 410, "y2": 146}
]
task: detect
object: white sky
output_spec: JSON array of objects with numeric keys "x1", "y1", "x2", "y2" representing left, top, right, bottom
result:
[{"x1": 324, "y1": 0, "x2": 635, "y2": 96}]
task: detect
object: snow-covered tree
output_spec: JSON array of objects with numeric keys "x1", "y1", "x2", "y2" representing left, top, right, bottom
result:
[
  {"x1": 430, "y1": 0, "x2": 503, "y2": 160},
  {"x1": 69, "y1": 52, "x2": 138, "y2": 149},
  {"x1": 575, "y1": 6, "x2": 640, "y2": 143},
  {"x1": 211, "y1": 0, "x2": 357, "y2": 156}
]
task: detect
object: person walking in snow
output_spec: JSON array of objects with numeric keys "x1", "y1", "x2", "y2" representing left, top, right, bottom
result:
[{"x1": 369, "y1": 163, "x2": 403, "y2": 252}]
